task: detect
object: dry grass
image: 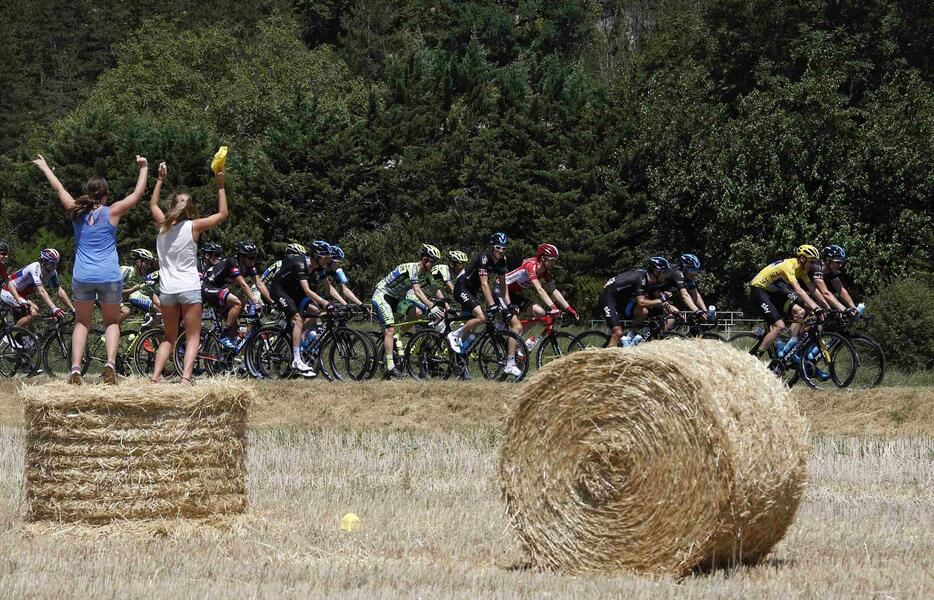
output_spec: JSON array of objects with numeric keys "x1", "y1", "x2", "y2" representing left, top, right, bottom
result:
[{"x1": 0, "y1": 426, "x2": 930, "y2": 598}]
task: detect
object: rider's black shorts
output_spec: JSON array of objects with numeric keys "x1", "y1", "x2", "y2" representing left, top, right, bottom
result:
[
  {"x1": 454, "y1": 276, "x2": 482, "y2": 313},
  {"x1": 598, "y1": 288, "x2": 635, "y2": 330},
  {"x1": 269, "y1": 283, "x2": 302, "y2": 319},
  {"x1": 201, "y1": 285, "x2": 233, "y2": 308},
  {"x1": 750, "y1": 283, "x2": 799, "y2": 326}
]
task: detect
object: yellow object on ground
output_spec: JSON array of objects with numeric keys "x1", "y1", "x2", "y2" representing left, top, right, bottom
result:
[
  {"x1": 340, "y1": 512, "x2": 361, "y2": 531},
  {"x1": 211, "y1": 146, "x2": 228, "y2": 174}
]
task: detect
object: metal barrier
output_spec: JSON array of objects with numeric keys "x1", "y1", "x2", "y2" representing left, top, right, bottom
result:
[{"x1": 588, "y1": 310, "x2": 763, "y2": 337}]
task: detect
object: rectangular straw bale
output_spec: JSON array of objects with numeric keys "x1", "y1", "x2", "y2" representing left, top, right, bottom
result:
[{"x1": 22, "y1": 379, "x2": 253, "y2": 523}]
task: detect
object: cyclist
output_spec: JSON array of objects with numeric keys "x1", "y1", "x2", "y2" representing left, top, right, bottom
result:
[
  {"x1": 321, "y1": 245, "x2": 364, "y2": 306},
  {"x1": 398, "y1": 248, "x2": 460, "y2": 320},
  {"x1": 267, "y1": 248, "x2": 328, "y2": 378},
  {"x1": 505, "y1": 243, "x2": 578, "y2": 321},
  {"x1": 253, "y1": 242, "x2": 307, "y2": 305},
  {"x1": 677, "y1": 253, "x2": 711, "y2": 314},
  {"x1": 372, "y1": 244, "x2": 444, "y2": 379},
  {"x1": 646, "y1": 255, "x2": 704, "y2": 331},
  {"x1": 1, "y1": 249, "x2": 76, "y2": 329},
  {"x1": 119, "y1": 248, "x2": 161, "y2": 323},
  {"x1": 448, "y1": 233, "x2": 523, "y2": 378},
  {"x1": 199, "y1": 242, "x2": 224, "y2": 280},
  {"x1": 201, "y1": 240, "x2": 268, "y2": 349},
  {"x1": 599, "y1": 257, "x2": 679, "y2": 348},
  {"x1": 811, "y1": 245, "x2": 860, "y2": 314},
  {"x1": 748, "y1": 244, "x2": 824, "y2": 358}
]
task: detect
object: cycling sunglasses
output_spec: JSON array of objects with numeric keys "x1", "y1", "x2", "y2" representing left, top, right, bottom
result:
[{"x1": 492, "y1": 245, "x2": 507, "y2": 252}]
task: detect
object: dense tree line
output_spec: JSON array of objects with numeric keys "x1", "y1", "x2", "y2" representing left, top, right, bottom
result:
[{"x1": 1, "y1": 0, "x2": 931, "y2": 323}]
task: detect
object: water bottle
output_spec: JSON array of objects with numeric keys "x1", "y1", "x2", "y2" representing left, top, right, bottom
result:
[
  {"x1": 525, "y1": 335, "x2": 539, "y2": 350},
  {"x1": 856, "y1": 302, "x2": 866, "y2": 317},
  {"x1": 300, "y1": 328, "x2": 318, "y2": 352},
  {"x1": 461, "y1": 333, "x2": 477, "y2": 353},
  {"x1": 707, "y1": 304, "x2": 717, "y2": 322},
  {"x1": 631, "y1": 334, "x2": 644, "y2": 346},
  {"x1": 619, "y1": 334, "x2": 633, "y2": 348}
]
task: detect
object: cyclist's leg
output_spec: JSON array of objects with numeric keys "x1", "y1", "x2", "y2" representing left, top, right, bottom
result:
[
  {"x1": 600, "y1": 289, "x2": 625, "y2": 347},
  {"x1": 751, "y1": 288, "x2": 785, "y2": 356},
  {"x1": 221, "y1": 290, "x2": 242, "y2": 338},
  {"x1": 372, "y1": 291, "x2": 400, "y2": 370}
]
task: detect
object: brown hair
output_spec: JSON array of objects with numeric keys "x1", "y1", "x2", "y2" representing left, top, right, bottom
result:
[
  {"x1": 68, "y1": 176, "x2": 108, "y2": 221},
  {"x1": 160, "y1": 192, "x2": 200, "y2": 234}
]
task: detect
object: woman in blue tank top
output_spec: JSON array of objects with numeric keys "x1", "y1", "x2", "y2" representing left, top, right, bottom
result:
[{"x1": 34, "y1": 154, "x2": 149, "y2": 384}]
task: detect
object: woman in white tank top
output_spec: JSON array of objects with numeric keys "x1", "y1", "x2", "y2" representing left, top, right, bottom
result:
[{"x1": 148, "y1": 162, "x2": 228, "y2": 384}]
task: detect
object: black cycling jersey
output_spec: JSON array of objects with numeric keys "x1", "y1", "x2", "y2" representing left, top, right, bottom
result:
[
  {"x1": 203, "y1": 256, "x2": 260, "y2": 288},
  {"x1": 603, "y1": 269, "x2": 649, "y2": 300},
  {"x1": 460, "y1": 251, "x2": 507, "y2": 294},
  {"x1": 270, "y1": 254, "x2": 312, "y2": 298},
  {"x1": 649, "y1": 268, "x2": 687, "y2": 293}
]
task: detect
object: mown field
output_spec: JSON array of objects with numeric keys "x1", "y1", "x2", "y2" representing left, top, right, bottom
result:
[{"x1": 0, "y1": 381, "x2": 931, "y2": 598}]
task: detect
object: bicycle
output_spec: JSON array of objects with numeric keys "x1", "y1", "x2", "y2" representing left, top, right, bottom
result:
[
  {"x1": 173, "y1": 305, "x2": 265, "y2": 378},
  {"x1": 37, "y1": 313, "x2": 115, "y2": 378},
  {"x1": 0, "y1": 306, "x2": 41, "y2": 377},
  {"x1": 249, "y1": 303, "x2": 372, "y2": 381},
  {"x1": 819, "y1": 311, "x2": 885, "y2": 389},
  {"x1": 569, "y1": 312, "x2": 686, "y2": 351},
  {"x1": 366, "y1": 298, "x2": 452, "y2": 380},
  {"x1": 728, "y1": 313, "x2": 858, "y2": 390},
  {"x1": 406, "y1": 307, "x2": 529, "y2": 382},
  {"x1": 518, "y1": 310, "x2": 578, "y2": 370}
]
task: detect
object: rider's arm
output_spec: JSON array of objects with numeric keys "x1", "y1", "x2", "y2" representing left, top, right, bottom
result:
[
  {"x1": 151, "y1": 293, "x2": 162, "y2": 310},
  {"x1": 813, "y1": 279, "x2": 845, "y2": 310},
  {"x1": 234, "y1": 275, "x2": 260, "y2": 306},
  {"x1": 7, "y1": 285, "x2": 26, "y2": 306},
  {"x1": 253, "y1": 276, "x2": 270, "y2": 305},
  {"x1": 690, "y1": 288, "x2": 707, "y2": 312},
  {"x1": 499, "y1": 272, "x2": 511, "y2": 306},
  {"x1": 530, "y1": 278, "x2": 556, "y2": 310},
  {"x1": 109, "y1": 156, "x2": 149, "y2": 220},
  {"x1": 32, "y1": 155, "x2": 76, "y2": 211},
  {"x1": 56, "y1": 287, "x2": 75, "y2": 312},
  {"x1": 299, "y1": 279, "x2": 329, "y2": 307},
  {"x1": 411, "y1": 282, "x2": 434, "y2": 308},
  {"x1": 832, "y1": 279, "x2": 857, "y2": 309},
  {"x1": 550, "y1": 287, "x2": 572, "y2": 310},
  {"x1": 479, "y1": 273, "x2": 495, "y2": 306},
  {"x1": 339, "y1": 283, "x2": 362, "y2": 304},
  {"x1": 677, "y1": 287, "x2": 701, "y2": 312},
  {"x1": 323, "y1": 279, "x2": 347, "y2": 305},
  {"x1": 34, "y1": 284, "x2": 57, "y2": 312},
  {"x1": 788, "y1": 280, "x2": 820, "y2": 311}
]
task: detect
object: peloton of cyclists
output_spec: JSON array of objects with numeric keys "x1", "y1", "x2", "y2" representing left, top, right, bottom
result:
[
  {"x1": 0, "y1": 249, "x2": 76, "y2": 329},
  {"x1": 598, "y1": 257, "x2": 681, "y2": 349},
  {"x1": 201, "y1": 240, "x2": 269, "y2": 349}
]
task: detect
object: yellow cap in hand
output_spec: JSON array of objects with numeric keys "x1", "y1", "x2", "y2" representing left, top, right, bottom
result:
[{"x1": 211, "y1": 146, "x2": 228, "y2": 174}]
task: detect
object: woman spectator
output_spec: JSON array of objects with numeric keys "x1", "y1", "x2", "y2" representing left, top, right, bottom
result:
[
  {"x1": 33, "y1": 154, "x2": 148, "y2": 384},
  {"x1": 149, "y1": 162, "x2": 228, "y2": 384}
]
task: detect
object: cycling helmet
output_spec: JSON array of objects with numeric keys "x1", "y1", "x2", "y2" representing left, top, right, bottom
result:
[
  {"x1": 420, "y1": 244, "x2": 442, "y2": 261},
  {"x1": 130, "y1": 248, "x2": 155, "y2": 262},
  {"x1": 796, "y1": 244, "x2": 821, "y2": 262},
  {"x1": 646, "y1": 256, "x2": 671, "y2": 272},
  {"x1": 537, "y1": 243, "x2": 559, "y2": 259},
  {"x1": 821, "y1": 244, "x2": 846, "y2": 262},
  {"x1": 39, "y1": 248, "x2": 60, "y2": 263},
  {"x1": 311, "y1": 240, "x2": 331, "y2": 257},
  {"x1": 489, "y1": 232, "x2": 509, "y2": 247},
  {"x1": 201, "y1": 242, "x2": 223, "y2": 256},
  {"x1": 285, "y1": 243, "x2": 307, "y2": 256},
  {"x1": 0, "y1": 241, "x2": 9, "y2": 253},
  {"x1": 235, "y1": 240, "x2": 259, "y2": 258},
  {"x1": 329, "y1": 245, "x2": 346, "y2": 261},
  {"x1": 679, "y1": 253, "x2": 701, "y2": 273},
  {"x1": 448, "y1": 250, "x2": 469, "y2": 264}
]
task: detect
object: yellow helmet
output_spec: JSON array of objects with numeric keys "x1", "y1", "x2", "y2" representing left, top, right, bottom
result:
[
  {"x1": 796, "y1": 244, "x2": 820, "y2": 262},
  {"x1": 420, "y1": 244, "x2": 442, "y2": 261}
]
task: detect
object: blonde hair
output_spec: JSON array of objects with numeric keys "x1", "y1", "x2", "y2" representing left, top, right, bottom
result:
[
  {"x1": 68, "y1": 176, "x2": 108, "y2": 221},
  {"x1": 160, "y1": 192, "x2": 200, "y2": 234}
]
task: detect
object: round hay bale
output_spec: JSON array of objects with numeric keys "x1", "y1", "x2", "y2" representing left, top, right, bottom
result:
[
  {"x1": 499, "y1": 339, "x2": 808, "y2": 576},
  {"x1": 23, "y1": 379, "x2": 252, "y2": 523}
]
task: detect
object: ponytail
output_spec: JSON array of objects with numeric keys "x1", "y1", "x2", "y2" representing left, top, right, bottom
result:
[
  {"x1": 68, "y1": 176, "x2": 109, "y2": 221},
  {"x1": 160, "y1": 192, "x2": 200, "y2": 234}
]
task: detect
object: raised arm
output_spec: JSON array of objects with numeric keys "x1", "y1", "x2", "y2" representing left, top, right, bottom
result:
[
  {"x1": 149, "y1": 162, "x2": 167, "y2": 226},
  {"x1": 32, "y1": 155, "x2": 76, "y2": 211},
  {"x1": 109, "y1": 155, "x2": 149, "y2": 220},
  {"x1": 192, "y1": 171, "x2": 229, "y2": 238}
]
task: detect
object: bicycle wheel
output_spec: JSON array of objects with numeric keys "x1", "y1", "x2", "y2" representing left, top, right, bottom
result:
[
  {"x1": 569, "y1": 330, "x2": 610, "y2": 352},
  {"x1": 246, "y1": 327, "x2": 292, "y2": 379},
  {"x1": 328, "y1": 327, "x2": 373, "y2": 381},
  {"x1": 41, "y1": 327, "x2": 89, "y2": 377},
  {"x1": 132, "y1": 328, "x2": 173, "y2": 378},
  {"x1": 535, "y1": 331, "x2": 576, "y2": 369},
  {"x1": 366, "y1": 330, "x2": 385, "y2": 379},
  {"x1": 798, "y1": 332, "x2": 857, "y2": 390},
  {"x1": 0, "y1": 327, "x2": 40, "y2": 377},
  {"x1": 175, "y1": 329, "x2": 224, "y2": 377},
  {"x1": 404, "y1": 330, "x2": 453, "y2": 380},
  {"x1": 83, "y1": 329, "x2": 109, "y2": 377},
  {"x1": 300, "y1": 333, "x2": 331, "y2": 382},
  {"x1": 847, "y1": 335, "x2": 886, "y2": 389},
  {"x1": 117, "y1": 329, "x2": 138, "y2": 377},
  {"x1": 727, "y1": 332, "x2": 764, "y2": 356},
  {"x1": 476, "y1": 329, "x2": 529, "y2": 382}
]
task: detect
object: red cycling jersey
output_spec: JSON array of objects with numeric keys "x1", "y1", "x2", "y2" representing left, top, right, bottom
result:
[{"x1": 506, "y1": 257, "x2": 553, "y2": 296}]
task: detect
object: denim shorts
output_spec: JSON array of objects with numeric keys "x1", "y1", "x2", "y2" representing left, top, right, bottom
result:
[
  {"x1": 159, "y1": 290, "x2": 203, "y2": 306},
  {"x1": 72, "y1": 279, "x2": 123, "y2": 304}
]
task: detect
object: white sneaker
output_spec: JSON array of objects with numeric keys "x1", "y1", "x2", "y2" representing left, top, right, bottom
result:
[
  {"x1": 291, "y1": 358, "x2": 317, "y2": 378},
  {"x1": 503, "y1": 363, "x2": 522, "y2": 378},
  {"x1": 447, "y1": 331, "x2": 463, "y2": 353}
]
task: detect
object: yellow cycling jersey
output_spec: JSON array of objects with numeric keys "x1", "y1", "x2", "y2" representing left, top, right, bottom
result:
[{"x1": 750, "y1": 258, "x2": 811, "y2": 292}]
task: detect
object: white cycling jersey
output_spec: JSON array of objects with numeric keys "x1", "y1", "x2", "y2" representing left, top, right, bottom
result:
[{"x1": 3, "y1": 262, "x2": 59, "y2": 296}]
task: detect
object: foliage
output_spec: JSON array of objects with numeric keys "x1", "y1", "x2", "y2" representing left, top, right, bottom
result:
[{"x1": 864, "y1": 276, "x2": 934, "y2": 372}]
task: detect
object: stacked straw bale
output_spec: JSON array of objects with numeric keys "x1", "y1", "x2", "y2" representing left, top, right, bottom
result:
[
  {"x1": 23, "y1": 380, "x2": 251, "y2": 523},
  {"x1": 499, "y1": 339, "x2": 809, "y2": 576}
]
